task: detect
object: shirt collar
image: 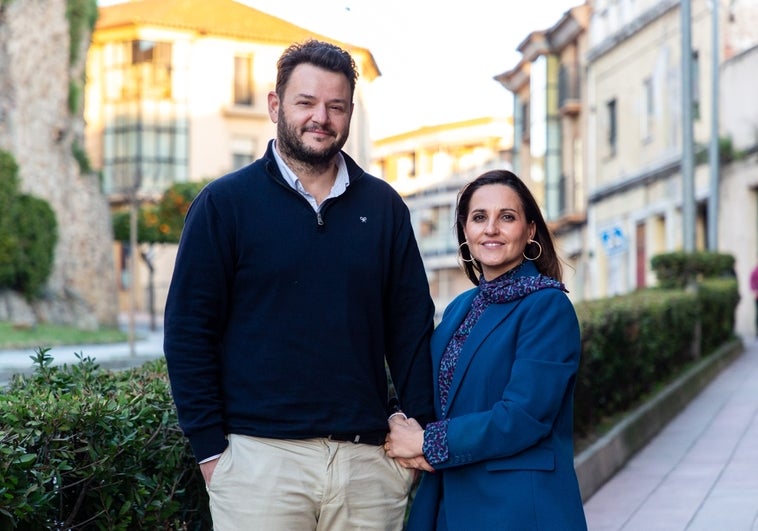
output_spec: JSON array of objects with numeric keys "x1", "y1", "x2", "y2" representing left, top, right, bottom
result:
[{"x1": 272, "y1": 141, "x2": 350, "y2": 199}]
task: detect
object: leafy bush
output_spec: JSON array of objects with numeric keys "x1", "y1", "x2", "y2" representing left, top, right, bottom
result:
[
  {"x1": 573, "y1": 254, "x2": 739, "y2": 439},
  {"x1": 650, "y1": 251, "x2": 735, "y2": 289},
  {"x1": 0, "y1": 151, "x2": 20, "y2": 287},
  {"x1": 573, "y1": 289, "x2": 699, "y2": 436},
  {"x1": 0, "y1": 150, "x2": 59, "y2": 298},
  {"x1": 0, "y1": 349, "x2": 210, "y2": 530},
  {"x1": 698, "y1": 277, "x2": 740, "y2": 353},
  {"x1": 7, "y1": 195, "x2": 58, "y2": 297},
  {"x1": 112, "y1": 180, "x2": 210, "y2": 244}
]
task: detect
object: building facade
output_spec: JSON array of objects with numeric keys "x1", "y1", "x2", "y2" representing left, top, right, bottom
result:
[
  {"x1": 584, "y1": 0, "x2": 758, "y2": 311},
  {"x1": 84, "y1": 0, "x2": 379, "y2": 313},
  {"x1": 718, "y1": 43, "x2": 758, "y2": 337},
  {"x1": 495, "y1": 3, "x2": 591, "y2": 299},
  {"x1": 371, "y1": 117, "x2": 513, "y2": 319},
  {"x1": 497, "y1": 0, "x2": 758, "y2": 337}
]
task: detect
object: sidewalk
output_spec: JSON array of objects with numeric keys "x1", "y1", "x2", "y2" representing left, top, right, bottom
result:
[
  {"x1": 0, "y1": 313, "x2": 164, "y2": 387},
  {"x1": 583, "y1": 336, "x2": 758, "y2": 530}
]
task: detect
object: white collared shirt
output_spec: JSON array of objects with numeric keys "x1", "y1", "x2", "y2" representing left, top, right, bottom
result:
[{"x1": 272, "y1": 142, "x2": 350, "y2": 211}]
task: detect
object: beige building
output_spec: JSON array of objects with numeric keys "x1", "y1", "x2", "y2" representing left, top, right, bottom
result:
[
  {"x1": 496, "y1": 0, "x2": 758, "y2": 341},
  {"x1": 371, "y1": 117, "x2": 513, "y2": 319},
  {"x1": 584, "y1": 0, "x2": 758, "y2": 334},
  {"x1": 495, "y1": 3, "x2": 591, "y2": 299},
  {"x1": 719, "y1": 43, "x2": 758, "y2": 337},
  {"x1": 84, "y1": 0, "x2": 379, "y2": 313}
]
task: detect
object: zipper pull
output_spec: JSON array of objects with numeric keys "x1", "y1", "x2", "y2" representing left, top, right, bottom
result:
[{"x1": 317, "y1": 211, "x2": 324, "y2": 226}]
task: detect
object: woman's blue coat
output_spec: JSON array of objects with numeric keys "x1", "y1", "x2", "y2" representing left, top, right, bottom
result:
[{"x1": 408, "y1": 261, "x2": 587, "y2": 530}]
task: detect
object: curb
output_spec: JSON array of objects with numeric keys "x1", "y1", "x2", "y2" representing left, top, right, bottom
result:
[{"x1": 574, "y1": 337, "x2": 744, "y2": 502}]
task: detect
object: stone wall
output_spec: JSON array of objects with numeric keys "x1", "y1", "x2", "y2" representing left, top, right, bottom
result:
[{"x1": 0, "y1": 0, "x2": 118, "y2": 328}]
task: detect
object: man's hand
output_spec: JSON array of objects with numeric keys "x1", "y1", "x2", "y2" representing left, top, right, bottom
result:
[
  {"x1": 395, "y1": 455, "x2": 435, "y2": 473},
  {"x1": 200, "y1": 457, "x2": 219, "y2": 485}
]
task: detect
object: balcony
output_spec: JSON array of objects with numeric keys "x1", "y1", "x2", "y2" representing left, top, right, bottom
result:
[{"x1": 558, "y1": 63, "x2": 581, "y2": 116}]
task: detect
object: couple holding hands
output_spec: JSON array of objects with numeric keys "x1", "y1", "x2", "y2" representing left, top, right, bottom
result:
[{"x1": 164, "y1": 38, "x2": 587, "y2": 530}]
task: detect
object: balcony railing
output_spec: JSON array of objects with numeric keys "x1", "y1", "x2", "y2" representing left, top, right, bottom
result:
[{"x1": 558, "y1": 63, "x2": 581, "y2": 115}]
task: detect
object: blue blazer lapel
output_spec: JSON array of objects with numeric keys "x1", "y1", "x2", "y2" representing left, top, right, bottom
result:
[
  {"x1": 430, "y1": 290, "x2": 476, "y2": 417},
  {"x1": 444, "y1": 299, "x2": 523, "y2": 416}
]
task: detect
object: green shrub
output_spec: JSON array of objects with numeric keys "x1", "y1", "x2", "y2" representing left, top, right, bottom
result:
[
  {"x1": 0, "y1": 150, "x2": 21, "y2": 288},
  {"x1": 72, "y1": 138, "x2": 92, "y2": 174},
  {"x1": 8, "y1": 195, "x2": 58, "y2": 297},
  {"x1": 573, "y1": 256, "x2": 739, "y2": 439},
  {"x1": 112, "y1": 180, "x2": 210, "y2": 244},
  {"x1": 573, "y1": 289, "x2": 699, "y2": 436},
  {"x1": 0, "y1": 349, "x2": 211, "y2": 530},
  {"x1": 0, "y1": 150, "x2": 59, "y2": 298},
  {"x1": 66, "y1": 0, "x2": 98, "y2": 65},
  {"x1": 697, "y1": 277, "x2": 740, "y2": 353},
  {"x1": 651, "y1": 251, "x2": 735, "y2": 288}
]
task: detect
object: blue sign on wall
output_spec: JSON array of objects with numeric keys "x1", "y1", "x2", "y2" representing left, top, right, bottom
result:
[{"x1": 600, "y1": 225, "x2": 628, "y2": 256}]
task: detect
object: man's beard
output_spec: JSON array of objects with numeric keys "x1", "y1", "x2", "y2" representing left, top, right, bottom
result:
[{"x1": 277, "y1": 109, "x2": 348, "y2": 169}]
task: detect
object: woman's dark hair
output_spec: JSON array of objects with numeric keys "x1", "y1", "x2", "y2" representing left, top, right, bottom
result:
[
  {"x1": 455, "y1": 169, "x2": 562, "y2": 285},
  {"x1": 276, "y1": 39, "x2": 358, "y2": 98}
]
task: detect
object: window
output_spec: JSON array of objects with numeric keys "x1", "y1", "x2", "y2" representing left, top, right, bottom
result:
[
  {"x1": 521, "y1": 100, "x2": 530, "y2": 141},
  {"x1": 125, "y1": 40, "x2": 172, "y2": 99},
  {"x1": 642, "y1": 77, "x2": 654, "y2": 141},
  {"x1": 692, "y1": 50, "x2": 700, "y2": 120},
  {"x1": 607, "y1": 98, "x2": 617, "y2": 156},
  {"x1": 413, "y1": 204, "x2": 454, "y2": 256},
  {"x1": 231, "y1": 137, "x2": 256, "y2": 169},
  {"x1": 101, "y1": 40, "x2": 189, "y2": 195},
  {"x1": 234, "y1": 55, "x2": 254, "y2": 106}
]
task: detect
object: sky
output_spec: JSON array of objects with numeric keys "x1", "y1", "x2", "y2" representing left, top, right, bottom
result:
[
  {"x1": 240, "y1": 0, "x2": 581, "y2": 138},
  {"x1": 99, "y1": 0, "x2": 582, "y2": 139}
]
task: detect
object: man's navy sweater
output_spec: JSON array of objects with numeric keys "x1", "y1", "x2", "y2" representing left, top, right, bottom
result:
[{"x1": 164, "y1": 142, "x2": 436, "y2": 461}]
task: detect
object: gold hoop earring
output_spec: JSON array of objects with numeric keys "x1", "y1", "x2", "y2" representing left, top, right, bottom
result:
[
  {"x1": 458, "y1": 242, "x2": 474, "y2": 263},
  {"x1": 523, "y1": 239, "x2": 543, "y2": 261}
]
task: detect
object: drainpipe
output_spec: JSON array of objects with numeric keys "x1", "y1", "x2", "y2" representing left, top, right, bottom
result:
[
  {"x1": 708, "y1": 0, "x2": 720, "y2": 250},
  {"x1": 681, "y1": 0, "x2": 696, "y2": 252}
]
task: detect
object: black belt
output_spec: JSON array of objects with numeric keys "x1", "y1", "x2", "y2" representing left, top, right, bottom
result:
[{"x1": 326, "y1": 431, "x2": 386, "y2": 446}]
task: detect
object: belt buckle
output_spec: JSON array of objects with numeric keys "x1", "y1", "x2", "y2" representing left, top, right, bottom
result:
[{"x1": 327, "y1": 434, "x2": 361, "y2": 443}]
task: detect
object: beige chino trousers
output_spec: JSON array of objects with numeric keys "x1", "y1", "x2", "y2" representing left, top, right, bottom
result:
[{"x1": 206, "y1": 434, "x2": 415, "y2": 531}]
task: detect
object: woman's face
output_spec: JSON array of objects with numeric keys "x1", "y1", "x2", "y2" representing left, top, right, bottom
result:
[{"x1": 463, "y1": 183, "x2": 535, "y2": 281}]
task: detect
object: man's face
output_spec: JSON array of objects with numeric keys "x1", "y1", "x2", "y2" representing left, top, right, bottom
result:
[{"x1": 268, "y1": 63, "x2": 353, "y2": 166}]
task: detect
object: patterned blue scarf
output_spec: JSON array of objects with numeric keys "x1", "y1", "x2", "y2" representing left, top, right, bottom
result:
[{"x1": 438, "y1": 262, "x2": 566, "y2": 414}]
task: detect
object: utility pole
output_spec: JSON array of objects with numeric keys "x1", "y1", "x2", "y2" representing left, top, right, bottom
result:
[
  {"x1": 128, "y1": 103, "x2": 144, "y2": 357},
  {"x1": 681, "y1": 0, "x2": 696, "y2": 252},
  {"x1": 708, "y1": 0, "x2": 720, "y2": 250},
  {"x1": 128, "y1": 187, "x2": 137, "y2": 357}
]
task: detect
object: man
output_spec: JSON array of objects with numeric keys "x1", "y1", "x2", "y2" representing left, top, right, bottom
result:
[{"x1": 163, "y1": 39, "x2": 435, "y2": 530}]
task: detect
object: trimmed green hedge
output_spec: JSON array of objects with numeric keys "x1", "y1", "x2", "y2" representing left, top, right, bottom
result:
[
  {"x1": 573, "y1": 273, "x2": 738, "y2": 438},
  {"x1": 650, "y1": 251, "x2": 735, "y2": 289},
  {"x1": 0, "y1": 255, "x2": 739, "y2": 527}
]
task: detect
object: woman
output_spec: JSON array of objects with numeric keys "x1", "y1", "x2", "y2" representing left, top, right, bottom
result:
[{"x1": 386, "y1": 170, "x2": 587, "y2": 530}]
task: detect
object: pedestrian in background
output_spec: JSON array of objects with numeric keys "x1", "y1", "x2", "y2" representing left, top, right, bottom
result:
[
  {"x1": 163, "y1": 39, "x2": 435, "y2": 530},
  {"x1": 385, "y1": 170, "x2": 588, "y2": 530},
  {"x1": 750, "y1": 263, "x2": 758, "y2": 336}
]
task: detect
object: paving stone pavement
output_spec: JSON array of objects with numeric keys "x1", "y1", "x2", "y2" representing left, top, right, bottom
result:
[
  {"x1": 583, "y1": 335, "x2": 758, "y2": 530},
  {"x1": 0, "y1": 313, "x2": 164, "y2": 387}
]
